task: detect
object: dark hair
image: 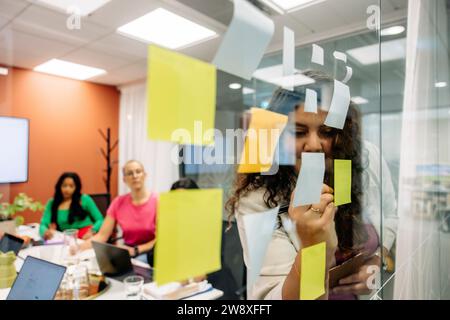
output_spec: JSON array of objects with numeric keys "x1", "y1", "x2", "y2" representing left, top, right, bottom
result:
[
  {"x1": 51, "y1": 172, "x2": 88, "y2": 229},
  {"x1": 226, "y1": 70, "x2": 369, "y2": 254},
  {"x1": 171, "y1": 178, "x2": 199, "y2": 190}
]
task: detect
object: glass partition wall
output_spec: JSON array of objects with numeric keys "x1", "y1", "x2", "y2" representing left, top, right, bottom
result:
[
  {"x1": 182, "y1": 0, "x2": 449, "y2": 300},
  {"x1": 1, "y1": 0, "x2": 448, "y2": 301}
]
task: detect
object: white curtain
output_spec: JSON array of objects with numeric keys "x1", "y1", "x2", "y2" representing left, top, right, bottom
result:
[
  {"x1": 118, "y1": 83, "x2": 179, "y2": 195},
  {"x1": 393, "y1": 0, "x2": 450, "y2": 299}
]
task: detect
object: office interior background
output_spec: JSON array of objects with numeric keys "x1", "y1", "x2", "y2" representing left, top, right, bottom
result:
[{"x1": 0, "y1": 0, "x2": 449, "y2": 300}]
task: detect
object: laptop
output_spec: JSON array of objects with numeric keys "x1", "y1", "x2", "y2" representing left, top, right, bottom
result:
[
  {"x1": 92, "y1": 241, "x2": 152, "y2": 282},
  {"x1": 0, "y1": 233, "x2": 25, "y2": 255},
  {"x1": 7, "y1": 256, "x2": 66, "y2": 300}
]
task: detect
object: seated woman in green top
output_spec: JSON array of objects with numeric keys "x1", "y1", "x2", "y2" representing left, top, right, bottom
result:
[{"x1": 40, "y1": 172, "x2": 104, "y2": 240}]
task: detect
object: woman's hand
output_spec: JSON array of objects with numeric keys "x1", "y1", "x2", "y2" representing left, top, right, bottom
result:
[
  {"x1": 43, "y1": 223, "x2": 57, "y2": 240},
  {"x1": 43, "y1": 229, "x2": 55, "y2": 240},
  {"x1": 331, "y1": 255, "x2": 381, "y2": 296},
  {"x1": 82, "y1": 229, "x2": 94, "y2": 240},
  {"x1": 289, "y1": 184, "x2": 338, "y2": 250},
  {"x1": 117, "y1": 244, "x2": 135, "y2": 257}
]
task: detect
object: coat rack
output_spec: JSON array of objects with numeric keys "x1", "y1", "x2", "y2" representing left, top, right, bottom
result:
[{"x1": 99, "y1": 128, "x2": 118, "y2": 197}]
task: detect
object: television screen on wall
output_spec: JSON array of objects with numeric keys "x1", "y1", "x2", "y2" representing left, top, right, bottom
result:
[{"x1": 0, "y1": 117, "x2": 29, "y2": 183}]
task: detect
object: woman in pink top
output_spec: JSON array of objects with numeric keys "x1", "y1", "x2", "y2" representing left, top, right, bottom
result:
[{"x1": 79, "y1": 160, "x2": 157, "y2": 263}]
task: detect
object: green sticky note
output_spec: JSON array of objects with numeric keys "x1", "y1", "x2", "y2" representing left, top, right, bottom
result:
[
  {"x1": 300, "y1": 242, "x2": 326, "y2": 300},
  {"x1": 154, "y1": 189, "x2": 223, "y2": 285},
  {"x1": 147, "y1": 45, "x2": 217, "y2": 146},
  {"x1": 334, "y1": 159, "x2": 352, "y2": 206}
]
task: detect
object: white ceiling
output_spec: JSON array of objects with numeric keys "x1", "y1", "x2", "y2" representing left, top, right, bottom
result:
[{"x1": 0, "y1": 0, "x2": 408, "y2": 86}]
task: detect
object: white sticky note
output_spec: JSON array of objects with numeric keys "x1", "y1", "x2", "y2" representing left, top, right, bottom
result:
[
  {"x1": 282, "y1": 27, "x2": 295, "y2": 91},
  {"x1": 213, "y1": 0, "x2": 274, "y2": 80},
  {"x1": 324, "y1": 80, "x2": 351, "y2": 130},
  {"x1": 333, "y1": 51, "x2": 347, "y2": 63},
  {"x1": 283, "y1": 27, "x2": 295, "y2": 76},
  {"x1": 273, "y1": 120, "x2": 296, "y2": 166},
  {"x1": 304, "y1": 89, "x2": 318, "y2": 113},
  {"x1": 312, "y1": 44, "x2": 324, "y2": 66},
  {"x1": 242, "y1": 207, "x2": 279, "y2": 289},
  {"x1": 342, "y1": 66, "x2": 353, "y2": 84},
  {"x1": 293, "y1": 153, "x2": 325, "y2": 207}
]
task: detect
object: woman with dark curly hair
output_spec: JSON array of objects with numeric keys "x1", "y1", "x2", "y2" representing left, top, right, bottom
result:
[{"x1": 226, "y1": 71, "x2": 382, "y2": 300}]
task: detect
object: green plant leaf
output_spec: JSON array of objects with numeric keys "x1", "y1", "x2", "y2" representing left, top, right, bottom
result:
[{"x1": 15, "y1": 216, "x2": 25, "y2": 226}]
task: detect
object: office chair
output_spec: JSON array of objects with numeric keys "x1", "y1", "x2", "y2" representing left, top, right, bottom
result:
[
  {"x1": 89, "y1": 193, "x2": 121, "y2": 243},
  {"x1": 89, "y1": 193, "x2": 111, "y2": 216}
]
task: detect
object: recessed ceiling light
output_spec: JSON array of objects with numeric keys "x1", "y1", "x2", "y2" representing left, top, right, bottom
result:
[
  {"x1": 351, "y1": 96, "x2": 369, "y2": 105},
  {"x1": 0, "y1": 67, "x2": 8, "y2": 76},
  {"x1": 229, "y1": 83, "x2": 242, "y2": 90},
  {"x1": 380, "y1": 26, "x2": 405, "y2": 37},
  {"x1": 30, "y1": 0, "x2": 111, "y2": 16},
  {"x1": 243, "y1": 87, "x2": 256, "y2": 95},
  {"x1": 34, "y1": 59, "x2": 106, "y2": 80},
  {"x1": 435, "y1": 82, "x2": 448, "y2": 88},
  {"x1": 117, "y1": 8, "x2": 217, "y2": 50},
  {"x1": 347, "y1": 38, "x2": 406, "y2": 65},
  {"x1": 269, "y1": 0, "x2": 320, "y2": 11},
  {"x1": 253, "y1": 64, "x2": 315, "y2": 87}
]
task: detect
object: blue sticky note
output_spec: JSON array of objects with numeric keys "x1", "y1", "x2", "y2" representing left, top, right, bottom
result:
[
  {"x1": 293, "y1": 153, "x2": 325, "y2": 206},
  {"x1": 213, "y1": 0, "x2": 274, "y2": 80},
  {"x1": 242, "y1": 207, "x2": 279, "y2": 289}
]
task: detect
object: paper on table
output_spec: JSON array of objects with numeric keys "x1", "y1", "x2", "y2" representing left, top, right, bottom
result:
[
  {"x1": 153, "y1": 189, "x2": 222, "y2": 285},
  {"x1": 283, "y1": 27, "x2": 295, "y2": 91},
  {"x1": 300, "y1": 242, "x2": 326, "y2": 300},
  {"x1": 334, "y1": 159, "x2": 352, "y2": 206},
  {"x1": 147, "y1": 45, "x2": 216, "y2": 146},
  {"x1": 238, "y1": 108, "x2": 288, "y2": 173},
  {"x1": 213, "y1": 0, "x2": 274, "y2": 80},
  {"x1": 312, "y1": 44, "x2": 324, "y2": 65},
  {"x1": 304, "y1": 89, "x2": 318, "y2": 113},
  {"x1": 242, "y1": 207, "x2": 279, "y2": 289},
  {"x1": 324, "y1": 80, "x2": 351, "y2": 130},
  {"x1": 293, "y1": 153, "x2": 325, "y2": 206},
  {"x1": 333, "y1": 51, "x2": 347, "y2": 63}
]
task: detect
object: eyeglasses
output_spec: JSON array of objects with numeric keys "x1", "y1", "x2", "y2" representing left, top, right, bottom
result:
[{"x1": 124, "y1": 170, "x2": 144, "y2": 177}]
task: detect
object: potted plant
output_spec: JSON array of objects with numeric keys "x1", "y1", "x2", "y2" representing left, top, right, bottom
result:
[{"x1": 0, "y1": 193, "x2": 44, "y2": 234}]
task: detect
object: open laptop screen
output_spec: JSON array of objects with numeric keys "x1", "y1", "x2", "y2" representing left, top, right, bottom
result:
[{"x1": 7, "y1": 256, "x2": 66, "y2": 300}]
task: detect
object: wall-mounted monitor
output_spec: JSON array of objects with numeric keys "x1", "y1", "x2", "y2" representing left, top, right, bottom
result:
[{"x1": 0, "y1": 117, "x2": 29, "y2": 184}]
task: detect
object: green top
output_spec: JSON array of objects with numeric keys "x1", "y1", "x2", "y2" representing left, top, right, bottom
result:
[{"x1": 39, "y1": 194, "x2": 104, "y2": 237}]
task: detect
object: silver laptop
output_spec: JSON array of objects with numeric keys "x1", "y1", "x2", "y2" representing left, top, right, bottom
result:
[{"x1": 7, "y1": 256, "x2": 66, "y2": 300}]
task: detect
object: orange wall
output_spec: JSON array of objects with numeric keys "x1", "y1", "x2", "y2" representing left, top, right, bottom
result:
[{"x1": 0, "y1": 68, "x2": 120, "y2": 223}]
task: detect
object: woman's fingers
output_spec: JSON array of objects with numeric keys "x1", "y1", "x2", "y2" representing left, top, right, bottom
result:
[
  {"x1": 310, "y1": 193, "x2": 334, "y2": 213},
  {"x1": 320, "y1": 202, "x2": 337, "y2": 225},
  {"x1": 331, "y1": 283, "x2": 371, "y2": 295},
  {"x1": 339, "y1": 272, "x2": 363, "y2": 285},
  {"x1": 321, "y1": 184, "x2": 334, "y2": 195}
]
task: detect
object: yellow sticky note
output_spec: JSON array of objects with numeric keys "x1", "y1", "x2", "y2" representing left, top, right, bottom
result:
[
  {"x1": 154, "y1": 189, "x2": 223, "y2": 285},
  {"x1": 147, "y1": 45, "x2": 216, "y2": 146},
  {"x1": 300, "y1": 242, "x2": 326, "y2": 300},
  {"x1": 238, "y1": 108, "x2": 288, "y2": 173},
  {"x1": 334, "y1": 159, "x2": 352, "y2": 206}
]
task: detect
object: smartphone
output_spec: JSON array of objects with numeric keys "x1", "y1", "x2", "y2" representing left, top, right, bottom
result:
[
  {"x1": 328, "y1": 252, "x2": 372, "y2": 288},
  {"x1": 0, "y1": 233, "x2": 25, "y2": 255}
]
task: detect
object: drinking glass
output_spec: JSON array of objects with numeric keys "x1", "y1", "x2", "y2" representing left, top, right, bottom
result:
[
  {"x1": 61, "y1": 229, "x2": 79, "y2": 266},
  {"x1": 123, "y1": 275, "x2": 144, "y2": 300},
  {"x1": 72, "y1": 265, "x2": 90, "y2": 300}
]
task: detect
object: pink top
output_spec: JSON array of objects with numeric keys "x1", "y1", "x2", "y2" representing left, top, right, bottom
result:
[{"x1": 107, "y1": 193, "x2": 157, "y2": 247}]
